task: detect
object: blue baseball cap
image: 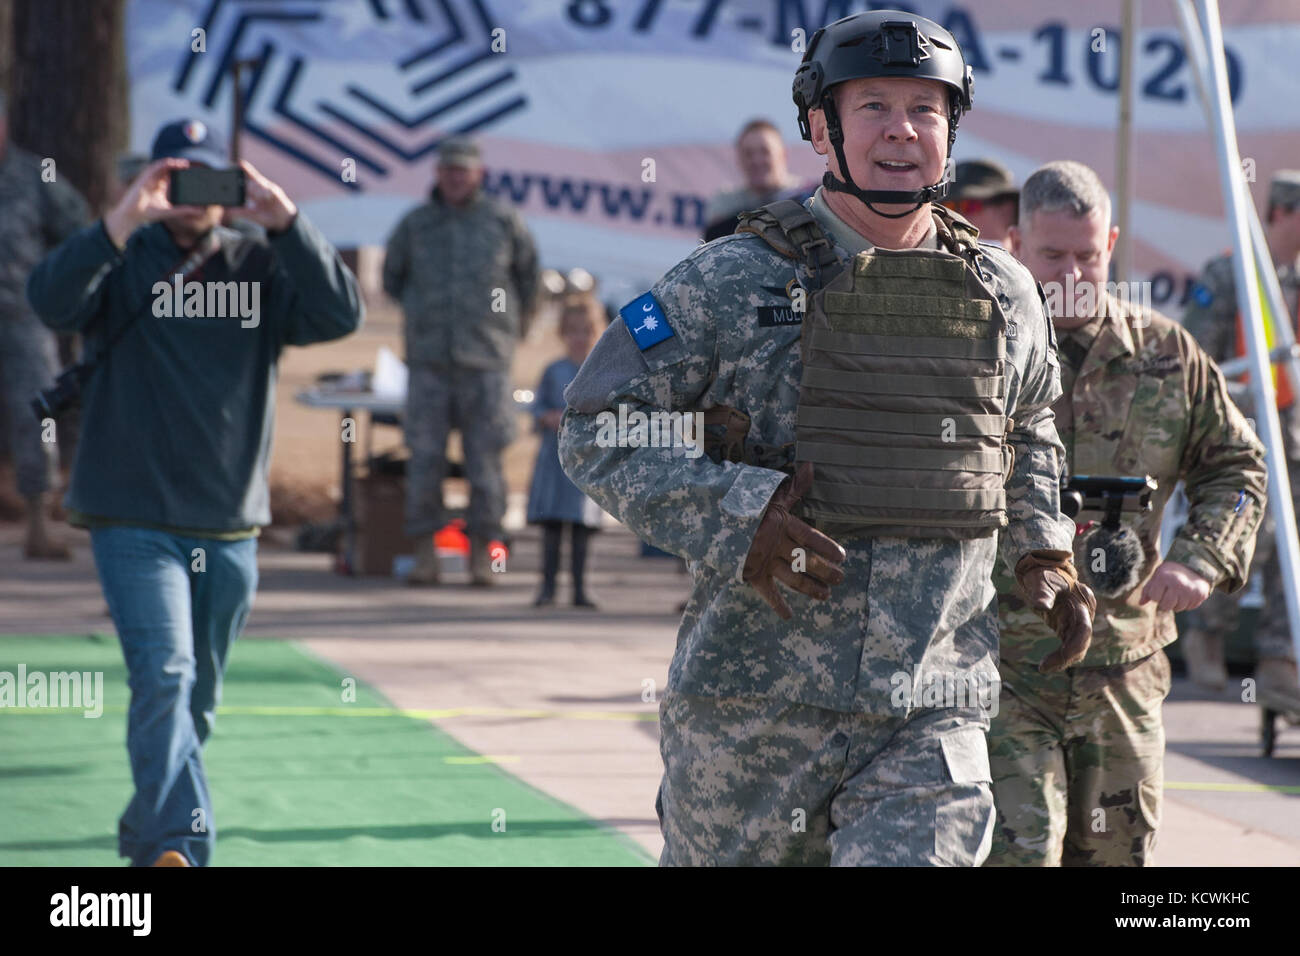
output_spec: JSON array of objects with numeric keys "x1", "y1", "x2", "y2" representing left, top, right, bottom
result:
[{"x1": 150, "y1": 119, "x2": 230, "y2": 168}]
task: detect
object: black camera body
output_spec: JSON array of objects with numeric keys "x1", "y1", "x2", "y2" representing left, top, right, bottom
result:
[
  {"x1": 30, "y1": 363, "x2": 92, "y2": 422},
  {"x1": 1061, "y1": 474, "x2": 1159, "y2": 599},
  {"x1": 1060, "y1": 474, "x2": 1157, "y2": 526},
  {"x1": 168, "y1": 166, "x2": 246, "y2": 207}
]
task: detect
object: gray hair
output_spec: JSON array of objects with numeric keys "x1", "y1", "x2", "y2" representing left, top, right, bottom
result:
[{"x1": 1019, "y1": 160, "x2": 1111, "y2": 227}]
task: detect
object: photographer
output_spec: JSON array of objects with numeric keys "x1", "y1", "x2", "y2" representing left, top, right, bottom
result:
[{"x1": 26, "y1": 118, "x2": 363, "y2": 867}]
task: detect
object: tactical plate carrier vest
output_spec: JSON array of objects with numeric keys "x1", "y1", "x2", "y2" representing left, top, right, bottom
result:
[{"x1": 734, "y1": 199, "x2": 1014, "y2": 541}]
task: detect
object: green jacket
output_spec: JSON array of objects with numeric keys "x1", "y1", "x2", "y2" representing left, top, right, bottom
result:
[{"x1": 27, "y1": 215, "x2": 363, "y2": 532}]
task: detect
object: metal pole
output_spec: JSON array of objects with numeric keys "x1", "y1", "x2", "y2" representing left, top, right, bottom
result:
[
  {"x1": 1192, "y1": 0, "x2": 1300, "y2": 670},
  {"x1": 230, "y1": 64, "x2": 243, "y2": 163},
  {"x1": 1174, "y1": 0, "x2": 1300, "y2": 401},
  {"x1": 230, "y1": 58, "x2": 259, "y2": 163},
  {"x1": 1113, "y1": 0, "x2": 1138, "y2": 284}
]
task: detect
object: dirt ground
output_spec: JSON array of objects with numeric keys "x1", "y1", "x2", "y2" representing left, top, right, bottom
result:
[{"x1": 0, "y1": 292, "x2": 570, "y2": 530}]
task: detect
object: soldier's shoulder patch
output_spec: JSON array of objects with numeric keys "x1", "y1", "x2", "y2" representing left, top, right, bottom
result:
[{"x1": 619, "y1": 292, "x2": 676, "y2": 350}]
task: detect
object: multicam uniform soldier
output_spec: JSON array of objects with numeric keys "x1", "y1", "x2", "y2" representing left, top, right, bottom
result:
[
  {"x1": 940, "y1": 158, "x2": 1019, "y2": 249},
  {"x1": 988, "y1": 161, "x2": 1267, "y2": 866},
  {"x1": 1180, "y1": 171, "x2": 1300, "y2": 712},
  {"x1": 0, "y1": 91, "x2": 90, "y2": 558},
  {"x1": 383, "y1": 136, "x2": 539, "y2": 585},
  {"x1": 559, "y1": 12, "x2": 1094, "y2": 866}
]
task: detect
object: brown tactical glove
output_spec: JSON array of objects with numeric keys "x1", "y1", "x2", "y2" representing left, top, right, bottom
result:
[
  {"x1": 1014, "y1": 549, "x2": 1097, "y2": 673},
  {"x1": 743, "y1": 462, "x2": 847, "y2": 620}
]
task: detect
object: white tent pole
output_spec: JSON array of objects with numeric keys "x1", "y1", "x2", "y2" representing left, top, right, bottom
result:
[
  {"x1": 1175, "y1": 0, "x2": 1300, "y2": 391},
  {"x1": 1191, "y1": 0, "x2": 1300, "y2": 671}
]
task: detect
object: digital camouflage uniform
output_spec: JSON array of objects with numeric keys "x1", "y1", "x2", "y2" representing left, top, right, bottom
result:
[
  {"x1": 0, "y1": 144, "x2": 89, "y2": 496},
  {"x1": 987, "y1": 295, "x2": 1266, "y2": 866},
  {"x1": 559, "y1": 189, "x2": 1075, "y2": 866},
  {"x1": 382, "y1": 187, "x2": 538, "y2": 539},
  {"x1": 1181, "y1": 245, "x2": 1300, "y2": 665}
]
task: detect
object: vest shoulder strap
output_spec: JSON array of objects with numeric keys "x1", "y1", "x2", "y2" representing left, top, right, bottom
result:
[
  {"x1": 931, "y1": 203, "x2": 985, "y2": 269},
  {"x1": 736, "y1": 200, "x2": 840, "y2": 278}
]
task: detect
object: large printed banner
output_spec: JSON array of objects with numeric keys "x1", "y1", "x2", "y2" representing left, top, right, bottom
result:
[{"x1": 127, "y1": 0, "x2": 1300, "y2": 308}]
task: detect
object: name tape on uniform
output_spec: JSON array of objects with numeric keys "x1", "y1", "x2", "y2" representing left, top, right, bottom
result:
[{"x1": 620, "y1": 291, "x2": 675, "y2": 350}]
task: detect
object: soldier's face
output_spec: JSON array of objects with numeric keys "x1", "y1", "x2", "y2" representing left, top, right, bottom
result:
[
  {"x1": 437, "y1": 162, "x2": 483, "y2": 205},
  {"x1": 561, "y1": 319, "x2": 595, "y2": 359},
  {"x1": 1010, "y1": 208, "x2": 1118, "y2": 328},
  {"x1": 957, "y1": 196, "x2": 1018, "y2": 247},
  {"x1": 1273, "y1": 203, "x2": 1300, "y2": 250},
  {"x1": 164, "y1": 204, "x2": 225, "y2": 245},
  {"x1": 810, "y1": 77, "x2": 949, "y2": 213},
  {"x1": 737, "y1": 128, "x2": 787, "y2": 193}
]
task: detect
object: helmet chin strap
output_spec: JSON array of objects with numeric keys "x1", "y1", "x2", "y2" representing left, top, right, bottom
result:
[{"x1": 822, "y1": 97, "x2": 950, "y2": 220}]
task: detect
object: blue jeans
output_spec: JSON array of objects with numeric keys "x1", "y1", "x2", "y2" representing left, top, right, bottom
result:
[{"x1": 90, "y1": 526, "x2": 258, "y2": 866}]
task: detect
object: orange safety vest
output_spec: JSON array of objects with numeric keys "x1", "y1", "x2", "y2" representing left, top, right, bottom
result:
[{"x1": 1233, "y1": 278, "x2": 1300, "y2": 410}]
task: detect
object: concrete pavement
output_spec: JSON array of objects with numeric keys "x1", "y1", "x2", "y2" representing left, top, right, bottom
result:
[{"x1": 2, "y1": 521, "x2": 1297, "y2": 865}]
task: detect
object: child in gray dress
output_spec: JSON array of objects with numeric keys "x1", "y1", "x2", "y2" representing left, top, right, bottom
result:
[{"x1": 527, "y1": 298, "x2": 603, "y2": 607}]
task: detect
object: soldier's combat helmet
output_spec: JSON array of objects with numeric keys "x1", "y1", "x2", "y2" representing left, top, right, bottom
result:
[{"x1": 793, "y1": 11, "x2": 974, "y2": 218}]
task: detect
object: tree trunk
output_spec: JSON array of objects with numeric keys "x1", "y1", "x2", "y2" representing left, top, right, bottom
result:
[
  {"x1": 10, "y1": 0, "x2": 128, "y2": 215},
  {"x1": 8, "y1": 0, "x2": 129, "y2": 467},
  {"x1": 0, "y1": 0, "x2": 13, "y2": 99}
]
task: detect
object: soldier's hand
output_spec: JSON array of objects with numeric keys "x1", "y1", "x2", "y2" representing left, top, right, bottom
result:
[
  {"x1": 103, "y1": 158, "x2": 203, "y2": 249},
  {"x1": 742, "y1": 462, "x2": 847, "y2": 620},
  {"x1": 1140, "y1": 561, "x2": 1212, "y2": 613},
  {"x1": 1015, "y1": 549, "x2": 1097, "y2": 673}
]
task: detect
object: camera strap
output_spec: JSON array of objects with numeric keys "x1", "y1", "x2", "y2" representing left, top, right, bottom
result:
[{"x1": 87, "y1": 227, "x2": 225, "y2": 366}]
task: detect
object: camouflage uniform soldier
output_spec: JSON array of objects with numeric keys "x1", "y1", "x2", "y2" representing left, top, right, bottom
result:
[
  {"x1": 560, "y1": 13, "x2": 1094, "y2": 866},
  {"x1": 989, "y1": 161, "x2": 1267, "y2": 866},
  {"x1": 1181, "y1": 171, "x2": 1300, "y2": 710},
  {"x1": 701, "y1": 119, "x2": 810, "y2": 243},
  {"x1": 383, "y1": 136, "x2": 539, "y2": 585},
  {"x1": 0, "y1": 91, "x2": 90, "y2": 558},
  {"x1": 941, "y1": 159, "x2": 1019, "y2": 249}
]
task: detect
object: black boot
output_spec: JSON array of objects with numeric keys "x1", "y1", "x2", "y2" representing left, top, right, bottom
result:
[
  {"x1": 571, "y1": 523, "x2": 597, "y2": 608},
  {"x1": 534, "y1": 522, "x2": 561, "y2": 606}
]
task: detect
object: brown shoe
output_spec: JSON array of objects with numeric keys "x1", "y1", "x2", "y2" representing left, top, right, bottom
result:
[
  {"x1": 23, "y1": 493, "x2": 71, "y2": 560},
  {"x1": 1256, "y1": 658, "x2": 1300, "y2": 713},
  {"x1": 150, "y1": 850, "x2": 191, "y2": 867},
  {"x1": 406, "y1": 536, "x2": 440, "y2": 586},
  {"x1": 1181, "y1": 628, "x2": 1227, "y2": 692},
  {"x1": 469, "y1": 537, "x2": 496, "y2": 587}
]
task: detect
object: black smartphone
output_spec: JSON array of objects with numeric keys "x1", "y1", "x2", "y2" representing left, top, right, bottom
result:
[{"x1": 168, "y1": 166, "x2": 246, "y2": 207}]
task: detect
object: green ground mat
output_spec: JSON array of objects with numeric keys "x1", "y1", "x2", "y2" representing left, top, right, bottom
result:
[{"x1": 0, "y1": 634, "x2": 653, "y2": 866}]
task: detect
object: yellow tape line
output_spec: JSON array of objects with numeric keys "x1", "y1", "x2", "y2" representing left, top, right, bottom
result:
[{"x1": 1165, "y1": 780, "x2": 1300, "y2": 795}]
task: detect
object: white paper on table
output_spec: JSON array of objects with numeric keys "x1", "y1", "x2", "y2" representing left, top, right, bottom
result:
[{"x1": 372, "y1": 345, "x2": 408, "y2": 401}]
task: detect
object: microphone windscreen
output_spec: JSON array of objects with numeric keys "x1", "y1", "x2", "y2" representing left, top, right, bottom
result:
[{"x1": 1079, "y1": 525, "x2": 1145, "y2": 599}]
